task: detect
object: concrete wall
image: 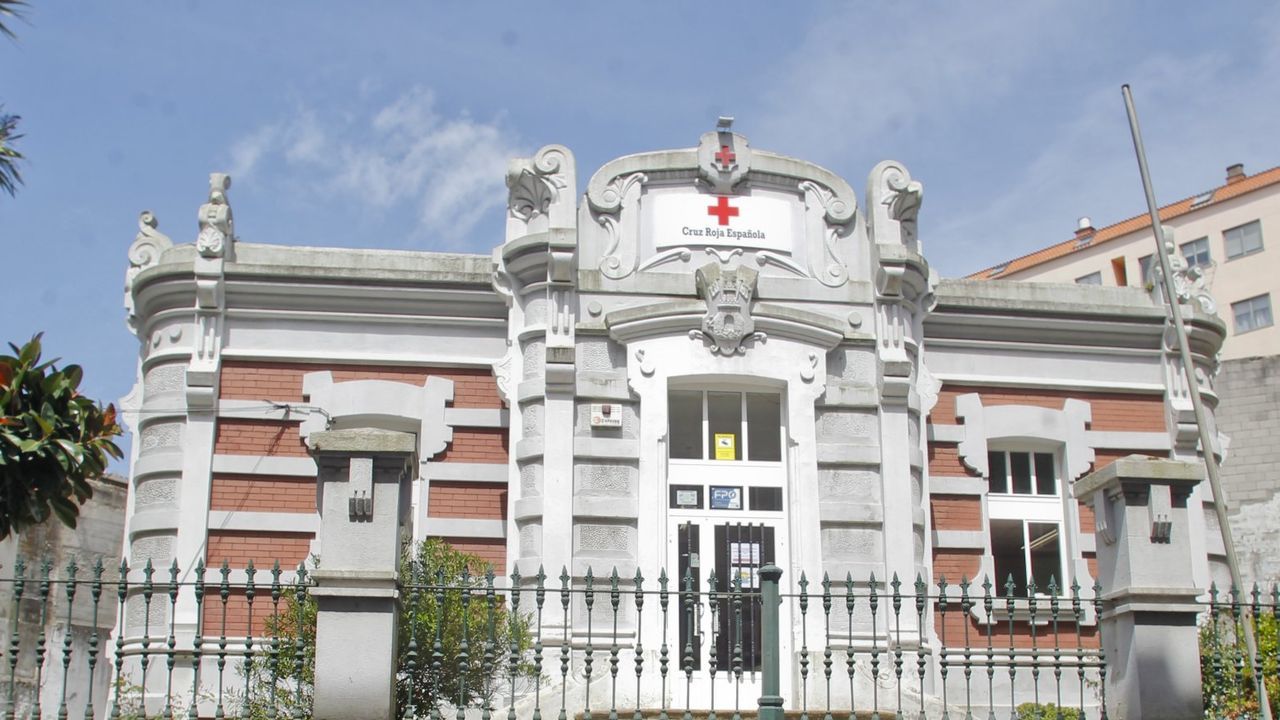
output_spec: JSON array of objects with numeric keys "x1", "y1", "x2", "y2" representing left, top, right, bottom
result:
[
  {"x1": 1216, "y1": 355, "x2": 1280, "y2": 584},
  {"x1": 0, "y1": 475, "x2": 128, "y2": 720}
]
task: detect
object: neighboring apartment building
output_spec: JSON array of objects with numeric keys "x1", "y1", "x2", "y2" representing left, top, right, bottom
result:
[{"x1": 971, "y1": 163, "x2": 1280, "y2": 583}]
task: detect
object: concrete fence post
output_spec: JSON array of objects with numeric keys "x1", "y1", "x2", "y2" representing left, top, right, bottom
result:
[
  {"x1": 1073, "y1": 455, "x2": 1206, "y2": 720},
  {"x1": 307, "y1": 429, "x2": 417, "y2": 720},
  {"x1": 758, "y1": 563, "x2": 784, "y2": 720}
]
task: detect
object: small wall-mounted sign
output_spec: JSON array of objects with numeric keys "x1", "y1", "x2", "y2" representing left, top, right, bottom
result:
[
  {"x1": 714, "y1": 433, "x2": 736, "y2": 460},
  {"x1": 590, "y1": 403, "x2": 623, "y2": 428},
  {"x1": 710, "y1": 485, "x2": 743, "y2": 510}
]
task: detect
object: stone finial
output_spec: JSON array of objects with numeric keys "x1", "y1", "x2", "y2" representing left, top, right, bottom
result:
[
  {"x1": 125, "y1": 210, "x2": 173, "y2": 331},
  {"x1": 505, "y1": 144, "x2": 575, "y2": 232},
  {"x1": 1153, "y1": 228, "x2": 1216, "y2": 315},
  {"x1": 196, "y1": 173, "x2": 234, "y2": 259},
  {"x1": 866, "y1": 161, "x2": 923, "y2": 251}
]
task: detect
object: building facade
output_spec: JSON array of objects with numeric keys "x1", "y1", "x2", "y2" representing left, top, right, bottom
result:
[
  {"x1": 118, "y1": 130, "x2": 1227, "y2": 712},
  {"x1": 971, "y1": 163, "x2": 1280, "y2": 583}
]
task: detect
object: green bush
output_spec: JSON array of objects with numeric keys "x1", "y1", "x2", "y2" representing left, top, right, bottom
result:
[
  {"x1": 1200, "y1": 607, "x2": 1279, "y2": 719},
  {"x1": 1015, "y1": 702, "x2": 1081, "y2": 720}
]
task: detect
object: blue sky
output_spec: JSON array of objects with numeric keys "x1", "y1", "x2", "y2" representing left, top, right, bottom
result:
[{"x1": 2, "y1": 2, "x2": 1278, "y2": 466}]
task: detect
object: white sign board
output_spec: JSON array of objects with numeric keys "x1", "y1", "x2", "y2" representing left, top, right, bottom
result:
[{"x1": 645, "y1": 193, "x2": 793, "y2": 253}]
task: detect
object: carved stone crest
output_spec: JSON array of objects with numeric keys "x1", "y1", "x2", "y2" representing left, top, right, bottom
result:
[
  {"x1": 697, "y1": 127, "x2": 751, "y2": 195},
  {"x1": 691, "y1": 263, "x2": 764, "y2": 355}
]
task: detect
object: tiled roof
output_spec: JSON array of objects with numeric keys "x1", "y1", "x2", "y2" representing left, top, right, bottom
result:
[{"x1": 968, "y1": 166, "x2": 1280, "y2": 279}]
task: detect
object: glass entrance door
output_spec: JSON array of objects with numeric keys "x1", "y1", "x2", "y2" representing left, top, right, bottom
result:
[{"x1": 672, "y1": 520, "x2": 781, "y2": 706}]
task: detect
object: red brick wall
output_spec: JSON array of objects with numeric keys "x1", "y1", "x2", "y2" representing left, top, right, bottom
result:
[
  {"x1": 219, "y1": 361, "x2": 503, "y2": 409},
  {"x1": 934, "y1": 609, "x2": 1100, "y2": 649},
  {"x1": 933, "y1": 549, "x2": 983, "y2": 582},
  {"x1": 933, "y1": 386, "x2": 1166, "y2": 432},
  {"x1": 206, "y1": 530, "x2": 312, "y2": 570},
  {"x1": 931, "y1": 496, "x2": 983, "y2": 531},
  {"x1": 435, "y1": 429, "x2": 509, "y2": 463},
  {"x1": 438, "y1": 538, "x2": 506, "y2": 570},
  {"x1": 210, "y1": 474, "x2": 317, "y2": 513},
  {"x1": 928, "y1": 444, "x2": 973, "y2": 477},
  {"x1": 1078, "y1": 503, "x2": 1096, "y2": 534},
  {"x1": 427, "y1": 482, "x2": 507, "y2": 520},
  {"x1": 213, "y1": 419, "x2": 308, "y2": 457},
  {"x1": 201, "y1": 590, "x2": 285, "y2": 638}
]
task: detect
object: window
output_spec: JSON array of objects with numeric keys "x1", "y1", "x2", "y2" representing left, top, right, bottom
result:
[
  {"x1": 1225, "y1": 220, "x2": 1264, "y2": 260},
  {"x1": 1232, "y1": 294, "x2": 1274, "y2": 334},
  {"x1": 1180, "y1": 237, "x2": 1211, "y2": 268},
  {"x1": 1075, "y1": 272, "x2": 1102, "y2": 285},
  {"x1": 1137, "y1": 254, "x2": 1158, "y2": 286},
  {"x1": 986, "y1": 450, "x2": 1065, "y2": 596},
  {"x1": 667, "y1": 389, "x2": 782, "y2": 462}
]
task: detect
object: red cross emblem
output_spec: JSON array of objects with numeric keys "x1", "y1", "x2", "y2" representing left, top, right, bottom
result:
[
  {"x1": 707, "y1": 196, "x2": 739, "y2": 226},
  {"x1": 714, "y1": 144, "x2": 736, "y2": 170}
]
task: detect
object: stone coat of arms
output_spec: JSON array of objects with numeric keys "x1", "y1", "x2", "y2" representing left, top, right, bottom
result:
[{"x1": 693, "y1": 263, "x2": 763, "y2": 355}]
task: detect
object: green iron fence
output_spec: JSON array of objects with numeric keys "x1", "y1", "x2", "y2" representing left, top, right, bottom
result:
[{"x1": 2, "y1": 556, "x2": 1278, "y2": 719}]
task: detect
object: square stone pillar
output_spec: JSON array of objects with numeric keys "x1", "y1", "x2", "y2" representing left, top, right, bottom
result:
[
  {"x1": 1073, "y1": 455, "x2": 1205, "y2": 720},
  {"x1": 307, "y1": 429, "x2": 416, "y2": 720}
]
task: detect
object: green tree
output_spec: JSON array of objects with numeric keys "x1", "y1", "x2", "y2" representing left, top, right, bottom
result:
[
  {"x1": 0, "y1": 1, "x2": 27, "y2": 196},
  {"x1": 242, "y1": 539, "x2": 534, "y2": 718},
  {"x1": 0, "y1": 335, "x2": 123, "y2": 538}
]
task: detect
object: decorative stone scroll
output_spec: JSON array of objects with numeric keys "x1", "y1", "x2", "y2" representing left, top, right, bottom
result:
[
  {"x1": 125, "y1": 210, "x2": 173, "y2": 332},
  {"x1": 866, "y1": 161, "x2": 923, "y2": 251},
  {"x1": 690, "y1": 262, "x2": 765, "y2": 355},
  {"x1": 506, "y1": 144, "x2": 576, "y2": 236}
]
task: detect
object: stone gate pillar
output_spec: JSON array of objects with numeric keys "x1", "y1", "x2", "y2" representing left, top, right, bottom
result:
[
  {"x1": 307, "y1": 429, "x2": 417, "y2": 720},
  {"x1": 1073, "y1": 455, "x2": 1205, "y2": 720}
]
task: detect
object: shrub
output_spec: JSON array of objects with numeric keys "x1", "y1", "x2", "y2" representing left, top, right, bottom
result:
[
  {"x1": 1015, "y1": 702, "x2": 1081, "y2": 720},
  {"x1": 240, "y1": 539, "x2": 533, "y2": 718},
  {"x1": 1200, "y1": 606, "x2": 1279, "y2": 719}
]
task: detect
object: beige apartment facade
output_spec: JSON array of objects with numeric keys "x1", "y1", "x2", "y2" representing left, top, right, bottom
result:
[{"x1": 973, "y1": 163, "x2": 1280, "y2": 583}]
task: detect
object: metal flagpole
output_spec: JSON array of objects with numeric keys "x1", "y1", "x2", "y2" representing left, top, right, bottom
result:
[{"x1": 1121, "y1": 83, "x2": 1271, "y2": 720}]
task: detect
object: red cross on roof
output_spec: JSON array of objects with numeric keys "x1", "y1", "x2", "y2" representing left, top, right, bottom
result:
[
  {"x1": 715, "y1": 144, "x2": 736, "y2": 170},
  {"x1": 707, "y1": 196, "x2": 739, "y2": 226}
]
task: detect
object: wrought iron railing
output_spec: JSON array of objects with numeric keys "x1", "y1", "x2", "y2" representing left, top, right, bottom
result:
[{"x1": 2, "y1": 556, "x2": 1278, "y2": 719}]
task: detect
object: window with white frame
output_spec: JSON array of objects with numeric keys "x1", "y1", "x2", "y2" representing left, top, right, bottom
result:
[
  {"x1": 1232, "y1": 294, "x2": 1274, "y2": 334},
  {"x1": 1180, "y1": 237, "x2": 1211, "y2": 268},
  {"x1": 1224, "y1": 220, "x2": 1264, "y2": 260},
  {"x1": 986, "y1": 450, "x2": 1066, "y2": 596},
  {"x1": 668, "y1": 389, "x2": 782, "y2": 462},
  {"x1": 1074, "y1": 271, "x2": 1102, "y2": 285}
]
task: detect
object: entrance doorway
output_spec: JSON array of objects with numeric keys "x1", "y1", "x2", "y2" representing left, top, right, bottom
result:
[{"x1": 665, "y1": 384, "x2": 790, "y2": 705}]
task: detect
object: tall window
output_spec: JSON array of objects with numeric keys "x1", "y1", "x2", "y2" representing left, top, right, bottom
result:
[
  {"x1": 986, "y1": 450, "x2": 1065, "y2": 596},
  {"x1": 1224, "y1": 220, "x2": 1264, "y2": 260},
  {"x1": 1232, "y1": 294, "x2": 1274, "y2": 334},
  {"x1": 1180, "y1": 237, "x2": 1211, "y2": 268},
  {"x1": 668, "y1": 390, "x2": 782, "y2": 462}
]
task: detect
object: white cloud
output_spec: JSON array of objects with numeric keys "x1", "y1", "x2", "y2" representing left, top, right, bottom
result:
[
  {"x1": 753, "y1": 1, "x2": 1081, "y2": 163},
  {"x1": 752, "y1": 2, "x2": 1280, "y2": 275},
  {"x1": 224, "y1": 88, "x2": 524, "y2": 245}
]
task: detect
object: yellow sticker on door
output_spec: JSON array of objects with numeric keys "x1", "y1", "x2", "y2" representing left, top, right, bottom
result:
[{"x1": 714, "y1": 433, "x2": 736, "y2": 460}]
